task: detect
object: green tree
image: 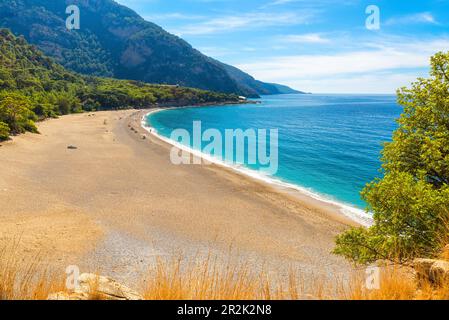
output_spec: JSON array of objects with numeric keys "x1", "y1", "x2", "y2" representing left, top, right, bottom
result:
[
  {"x1": 0, "y1": 27, "x2": 238, "y2": 138},
  {"x1": 0, "y1": 121, "x2": 9, "y2": 140},
  {"x1": 0, "y1": 92, "x2": 37, "y2": 134},
  {"x1": 56, "y1": 95, "x2": 71, "y2": 115},
  {"x1": 334, "y1": 52, "x2": 449, "y2": 265}
]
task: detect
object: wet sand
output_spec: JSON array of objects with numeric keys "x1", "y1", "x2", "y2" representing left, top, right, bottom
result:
[{"x1": 0, "y1": 109, "x2": 356, "y2": 287}]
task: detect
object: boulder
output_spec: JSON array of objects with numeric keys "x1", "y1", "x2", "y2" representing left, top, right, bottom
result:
[
  {"x1": 77, "y1": 273, "x2": 143, "y2": 300},
  {"x1": 47, "y1": 292, "x2": 88, "y2": 300},
  {"x1": 47, "y1": 273, "x2": 143, "y2": 300},
  {"x1": 430, "y1": 260, "x2": 449, "y2": 284},
  {"x1": 413, "y1": 258, "x2": 449, "y2": 286},
  {"x1": 67, "y1": 145, "x2": 78, "y2": 150},
  {"x1": 413, "y1": 259, "x2": 435, "y2": 278}
]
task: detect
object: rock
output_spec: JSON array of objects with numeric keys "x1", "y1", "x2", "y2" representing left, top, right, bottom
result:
[
  {"x1": 77, "y1": 274, "x2": 143, "y2": 300},
  {"x1": 413, "y1": 258, "x2": 436, "y2": 285},
  {"x1": 142, "y1": 135, "x2": 146, "y2": 140},
  {"x1": 413, "y1": 258, "x2": 449, "y2": 286},
  {"x1": 67, "y1": 145, "x2": 78, "y2": 150},
  {"x1": 430, "y1": 260, "x2": 449, "y2": 284},
  {"x1": 413, "y1": 259, "x2": 435, "y2": 276},
  {"x1": 47, "y1": 292, "x2": 88, "y2": 300},
  {"x1": 47, "y1": 273, "x2": 143, "y2": 300}
]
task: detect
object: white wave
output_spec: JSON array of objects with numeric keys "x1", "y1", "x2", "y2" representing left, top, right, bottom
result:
[{"x1": 141, "y1": 110, "x2": 373, "y2": 227}]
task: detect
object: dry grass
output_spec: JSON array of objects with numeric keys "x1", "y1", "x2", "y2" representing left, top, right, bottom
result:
[
  {"x1": 141, "y1": 254, "x2": 323, "y2": 300},
  {"x1": 344, "y1": 265, "x2": 449, "y2": 300},
  {"x1": 141, "y1": 254, "x2": 449, "y2": 300},
  {"x1": 344, "y1": 266, "x2": 418, "y2": 300},
  {"x1": 1, "y1": 243, "x2": 449, "y2": 300},
  {"x1": 143, "y1": 254, "x2": 262, "y2": 300},
  {"x1": 0, "y1": 241, "x2": 64, "y2": 300}
]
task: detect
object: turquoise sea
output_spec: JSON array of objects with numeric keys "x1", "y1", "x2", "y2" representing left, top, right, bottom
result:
[{"x1": 146, "y1": 94, "x2": 402, "y2": 222}]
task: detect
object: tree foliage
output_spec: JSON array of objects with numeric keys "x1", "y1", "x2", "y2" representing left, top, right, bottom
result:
[
  {"x1": 0, "y1": 0, "x2": 270, "y2": 97},
  {"x1": 0, "y1": 28, "x2": 239, "y2": 141},
  {"x1": 334, "y1": 52, "x2": 449, "y2": 264},
  {"x1": 0, "y1": 91, "x2": 37, "y2": 134},
  {"x1": 0, "y1": 121, "x2": 9, "y2": 140}
]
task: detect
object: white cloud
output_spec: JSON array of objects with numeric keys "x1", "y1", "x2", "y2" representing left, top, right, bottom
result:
[
  {"x1": 269, "y1": 0, "x2": 296, "y2": 5},
  {"x1": 175, "y1": 11, "x2": 314, "y2": 35},
  {"x1": 236, "y1": 38, "x2": 449, "y2": 93},
  {"x1": 143, "y1": 13, "x2": 205, "y2": 22},
  {"x1": 197, "y1": 46, "x2": 234, "y2": 58},
  {"x1": 385, "y1": 12, "x2": 438, "y2": 26},
  {"x1": 262, "y1": 0, "x2": 358, "y2": 8},
  {"x1": 281, "y1": 33, "x2": 330, "y2": 44},
  {"x1": 285, "y1": 72, "x2": 427, "y2": 94}
]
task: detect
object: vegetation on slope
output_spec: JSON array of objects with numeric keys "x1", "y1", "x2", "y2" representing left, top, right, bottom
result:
[
  {"x1": 0, "y1": 28, "x2": 239, "y2": 141},
  {"x1": 0, "y1": 0, "x2": 299, "y2": 97},
  {"x1": 2, "y1": 242, "x2": 449, "y2": 300},
  {"x1": 334, "y1": 52, "x2": 449, "y2": 264}
]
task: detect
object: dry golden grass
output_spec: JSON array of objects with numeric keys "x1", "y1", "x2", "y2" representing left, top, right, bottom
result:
[
  {"x1": 338, "y1": 263, "x2": 449, "y2": 300},
  {"x1": 141, "y1": 254, "x2": 318, "y2": 300},
  {"x1": 1, "y1": 243, "x2": 449, "y2": 300},
  {"x1": 344, "y1": 266, "x2": 417, "y2": 300},
  {"x1": 0, "y1": 241, "x2": 64, "y2": 300},
  {"x1": 143, "y1": 255, "x2": 258, "y2": 300},
  {"x1": 141, "y1": 257, "x2": 449, "y2": 300}
]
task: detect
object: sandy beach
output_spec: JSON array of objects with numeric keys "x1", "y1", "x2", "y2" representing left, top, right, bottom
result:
[{"x1": 0, "y1": 109, "x2": 356, "y2": 287}]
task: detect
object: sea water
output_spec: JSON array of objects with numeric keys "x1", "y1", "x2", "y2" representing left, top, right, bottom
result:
[{"x1": 147, "y1": 94, "x2": 401, "y2": 224}]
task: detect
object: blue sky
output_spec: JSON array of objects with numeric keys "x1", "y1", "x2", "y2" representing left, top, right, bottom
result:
[{"x1": 115, "y1": 0, "x2": 449, "y2": 93}]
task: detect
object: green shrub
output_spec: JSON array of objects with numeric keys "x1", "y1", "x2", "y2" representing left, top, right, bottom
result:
[
  {"x1": 0, "y1": 28, "x2": 238, "y2": 137},
  {"x1": 334, "y1": 52, "x2": 449, "y2": 264},
  {"x1": 0, "y1": 121, "x2": 9, "y2": 140}
]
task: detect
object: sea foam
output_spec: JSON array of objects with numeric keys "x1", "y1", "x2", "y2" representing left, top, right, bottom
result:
[{"x1": 142, "y1": 110, "x2": 373, "y2": 227}]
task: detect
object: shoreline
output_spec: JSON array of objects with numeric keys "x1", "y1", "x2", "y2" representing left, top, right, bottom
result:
[
  {"x1": 1, "y1": 108, "x2": 356, "y2": 287},
  {"x1": 141, "y1": 107, "x2": 371, "y2": 227}
]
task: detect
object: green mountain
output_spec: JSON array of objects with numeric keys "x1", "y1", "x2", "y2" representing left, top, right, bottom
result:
[
  {"x1": 0, "y1": 0, "x2": 301, "y2": 97},
  {"x1": 0, "y1": 28, "x2": 239, "y2": 140}
]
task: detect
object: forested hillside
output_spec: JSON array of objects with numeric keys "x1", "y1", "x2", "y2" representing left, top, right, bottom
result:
[
  {"x1": 0, "y1": 28, "x2": 239, "y2": 141},
  {"x1": 0, "y1": 0, "x2": 300, "y2": 97}
]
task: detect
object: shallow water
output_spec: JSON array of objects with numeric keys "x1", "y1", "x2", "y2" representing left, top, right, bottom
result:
[{"x1": 147, "y1": 94, "x2": 401, "y2": 218}]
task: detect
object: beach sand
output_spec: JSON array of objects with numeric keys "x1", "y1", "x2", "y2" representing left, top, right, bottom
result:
[{"x1": 0, "y1": 109, "x2": 356, "y2": 288}]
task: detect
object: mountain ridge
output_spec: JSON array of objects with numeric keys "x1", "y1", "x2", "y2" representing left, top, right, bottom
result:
[{"x1": 0, "y1": 0, "x2": 302, "y2": 97}]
